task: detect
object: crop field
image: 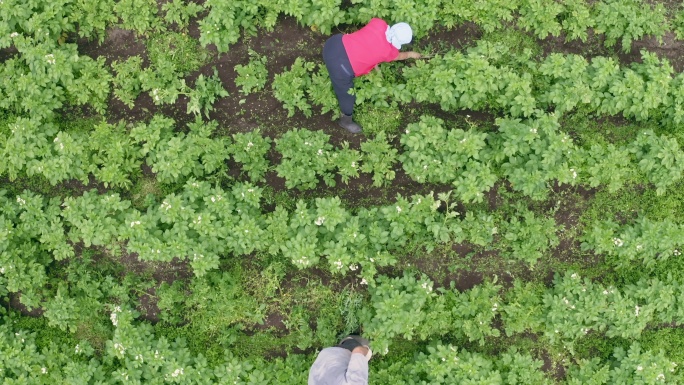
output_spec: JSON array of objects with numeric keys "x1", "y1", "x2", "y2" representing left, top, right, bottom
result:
[{"x1": 4, "y1": 0, "x2": 684, "y2": 383}]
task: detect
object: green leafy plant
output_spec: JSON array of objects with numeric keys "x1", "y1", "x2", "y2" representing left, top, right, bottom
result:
[
  {"x1": 234, "y1": 50, "x2": 269, "y2": 95},
  {"x1": 275, "y1": 128, "x2": 335, "y2": 189},
  {"x1": 111, "y1": 56, "x2": 144, "y2": 108},
  {"x1": 162, "y1": 0, "x2": 204, "y2": 29},
  {"x1": 229, "y1": 130, "x2": 273, "y2": 182},
  {"x1": 360, "y1": 132, "x2": 398, "y2": 187},
  {"x1": 187, "y1": 69, "x2": 229, "y2": 117},
  {"x1": 113, "y1": 0, "x2": 164, "y2": 36},
  {"x1": 272, "y1": 58, "x2": 316, "y2": 117}
]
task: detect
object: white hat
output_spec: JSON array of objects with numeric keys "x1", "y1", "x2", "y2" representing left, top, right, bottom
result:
[{"x1": 385, "y1": 23, "x2": 412, "y2": 49}]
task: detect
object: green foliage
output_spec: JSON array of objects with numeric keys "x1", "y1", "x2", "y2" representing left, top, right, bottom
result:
[
  {"x1": 399, "y1": 115, "x2": 496, "y2": 203},
  {"x1": 111, "y1": 56, "x2": 144, "y2": 108},
  {"x1": 272, "y1": 58, "x2": 316, "y2": 117},
  {"x1": 229, "y1": 130, "x2": 273, "y2": 182},
  {"x1": 234, "y1": 49, "x2": 269, "y2": 95},
  {"x1": 162, "y1": 0, "x2": 204, "y2": 29},
  {"x1": 113, "y1": 0, "x2": 164, "y2": 36},
  {"x1": 187, "y1": 69, "x2": 229, "y2": 117},
  {"x1": 87, "y1": 121, "x2": 142, "y2": 188},
  {"x1": 567, "y1": 343, "x2": 679, "y2": 384},
  {"x1": 581, "y1": 217, "x2": 684, "y2": 271},
  {"x1": 0, "y1": 38, "x2": 111, "y2": 120},
  {"x1": 355, "y1": 104, "x2": 403, "y2": 136},
  {"x1": 438, "y1": 0, "x2": 517, "y2": 32},
  {"x1": 360, "y1": 132, "x2": 398, "y2": 187},
  {"x1": 592, "y1": 0, "x2": 668, "y2": 52},
  {"x1": 500, "y1": 206, "x2": 559, "y2": 266},
  {"x1": 198, "y1": 0, "x2": 279, "y2": 53},
  {"x1": 275, "y1": 128, "x2": 335, "y2": 189},
  {"x1": 131, "y1": 116, "x2": 229, "y2": 184},
  {"x1": 147, "y1": 31, "x2": 210, "y2": 75},
  {"x1": 308, "y1": 64, "x2": 339, "y2": 115}
]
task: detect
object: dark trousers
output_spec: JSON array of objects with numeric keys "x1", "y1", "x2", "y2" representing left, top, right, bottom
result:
[{"x1": 323, "y1": 34, "x2": 355, "y2": 116}]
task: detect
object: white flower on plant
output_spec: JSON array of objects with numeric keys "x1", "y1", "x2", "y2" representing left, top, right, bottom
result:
[
  {"x1": 41, "y1": 367, "x2": 47, "y2": 374},
  {"x1": 16, "y1": 196, "x2": 26, "y2": 206},
  {"x1": 491, "y1": 303, "x2": 498, "y2": 312},
  {"x1": 135, "y1": 354, "x2": 143, "y2": 362},
  {"x1": 657, "y1": 374, "x2": 665, "y2": 381},
  {"x1": 421, "y1": 281, "x2": 432, "y2": 292},
  {"x1": 351, "y1": 161, "x2": 357, "y2": 168},
  {"x1": 613, "y1": 238, "x2": 624, "y2": 247},
  {"x1": 530, "y1": 128, "x2": 537, "y2": 134},
  {"x1": 396, "y1": 206, "x2": 402, "y2": 213},
  {"x1": 247, "y1": 141, "x2": 254, "y2": 148},
  {"x1": 171, "y1": 368, "x2": 184, "y2": 377},
  {"x1": 152, "y1": 89, "x2": 160, "y2": 102},
  {"x1": 349, "y1": 264, "x2": 358, "y2": 271},
  {"x1": 405, "y1": 129, "x2": 410, "y2": 134},
  {"x1": 603, "y1": 290, "x2": 609, "y2": 295},
  {"x1": 45, "y1": 54, "x2": 55, "y2": 65},
  {"x1": 570, "y1": 168, "x2": 577, "y2": 179},
  {"x1": 130, "y1": 221, "x2": 141, "y2": 227},
  {"x1": 360, "y1": 278, "x2": 368, "y2": 285},
  {"x1": 423, "y1": 165, "x2": 428, "y2": 170},
  {"x1": 113, "y1": 343, "x2": 126, "y2": 355},
  {"x1": 317, "y1": 149, "x2": 323, "y2": 156},
  {"x1": 674, "y1": 249, "x2": 681, "y2": 256},
  {"x1": 571, "y1": 273, "x2": 578, "y2": 279},
  {"x1": 304, "y1": 142, "x2": 311, "y2": 146},
  {"x1": 75, "y1": 344, "x2": 81, "y2": 354},
  {"x1": 110, "y1": 312, "x2": 118, "y2": 326},
  {"x1": 460, "y1": 138, "x2": 467, "y2": 144},
  {"x1": 636, "y1": 244, "x2": 643, "y2": 251},
  {"x1": 637, "y1": 365, "x2": 643, "y2": 371},
  {"x1": 333, "y1": 260, "x2": 343, "y2": 270},
  {"x1": 315, "y1": 216, "x2": 325, "y2": 226},
  {"x1": 10, "y1": 32, "x2": 18, "y2": 38},
  {"x1": 635, "y1": 305, "x2": 640, "y2": 317},
  {"x1": 161, "y1": 201, "x2": 171, "y2": 211}
]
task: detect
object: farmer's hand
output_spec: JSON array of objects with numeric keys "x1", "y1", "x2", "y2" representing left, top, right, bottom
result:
[
  {"x1": 395, "y1": 51, "x2": 422, "y2": 61},
  {"x1": 352, "y1": 346, "x2": 369, "y2": 356}
]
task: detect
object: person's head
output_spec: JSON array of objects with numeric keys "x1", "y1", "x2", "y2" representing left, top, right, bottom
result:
[{"x1": 386, "y1": 22, "x2": 412, "y2": 49}]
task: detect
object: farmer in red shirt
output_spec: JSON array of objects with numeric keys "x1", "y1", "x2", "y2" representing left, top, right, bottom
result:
[{"x1": 323, "y1": 19, "x2": 421, "y2": 133}]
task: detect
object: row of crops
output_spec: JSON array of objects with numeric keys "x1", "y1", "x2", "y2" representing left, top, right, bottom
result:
[{"x1": 3, "y1": 0, "x2": 684, "y2": 383}]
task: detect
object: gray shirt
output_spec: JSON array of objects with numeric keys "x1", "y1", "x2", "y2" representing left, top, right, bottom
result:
[{"x1": 308, "y1": 347, "x2": 369, "y2": 385}]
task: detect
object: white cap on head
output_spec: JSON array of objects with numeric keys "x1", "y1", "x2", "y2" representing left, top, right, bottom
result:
[{"x1": 385, "y1": 22, "x2": 412, "y2": 49}]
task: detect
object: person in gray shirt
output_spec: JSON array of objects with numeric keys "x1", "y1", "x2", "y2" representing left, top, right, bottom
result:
[{"x1": 308, "y1": 335, "x2": 372, "y2": 385}]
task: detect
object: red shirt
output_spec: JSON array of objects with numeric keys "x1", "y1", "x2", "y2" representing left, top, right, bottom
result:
[{"x1": 342, "y1": 18, "x2": 399, "y2": 77}]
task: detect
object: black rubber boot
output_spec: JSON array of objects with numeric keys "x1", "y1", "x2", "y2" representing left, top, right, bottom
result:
[{"x1": 338, "y1": 114, "x2": 362, "y2": 133}]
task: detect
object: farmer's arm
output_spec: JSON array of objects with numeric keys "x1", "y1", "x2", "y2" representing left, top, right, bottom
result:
[
  {"x1": 344, "y1": 347, "x2": 369, "y2": 385},
  {"x1": 394, "y1": 51, "x2": 421, "y2": 61}
]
